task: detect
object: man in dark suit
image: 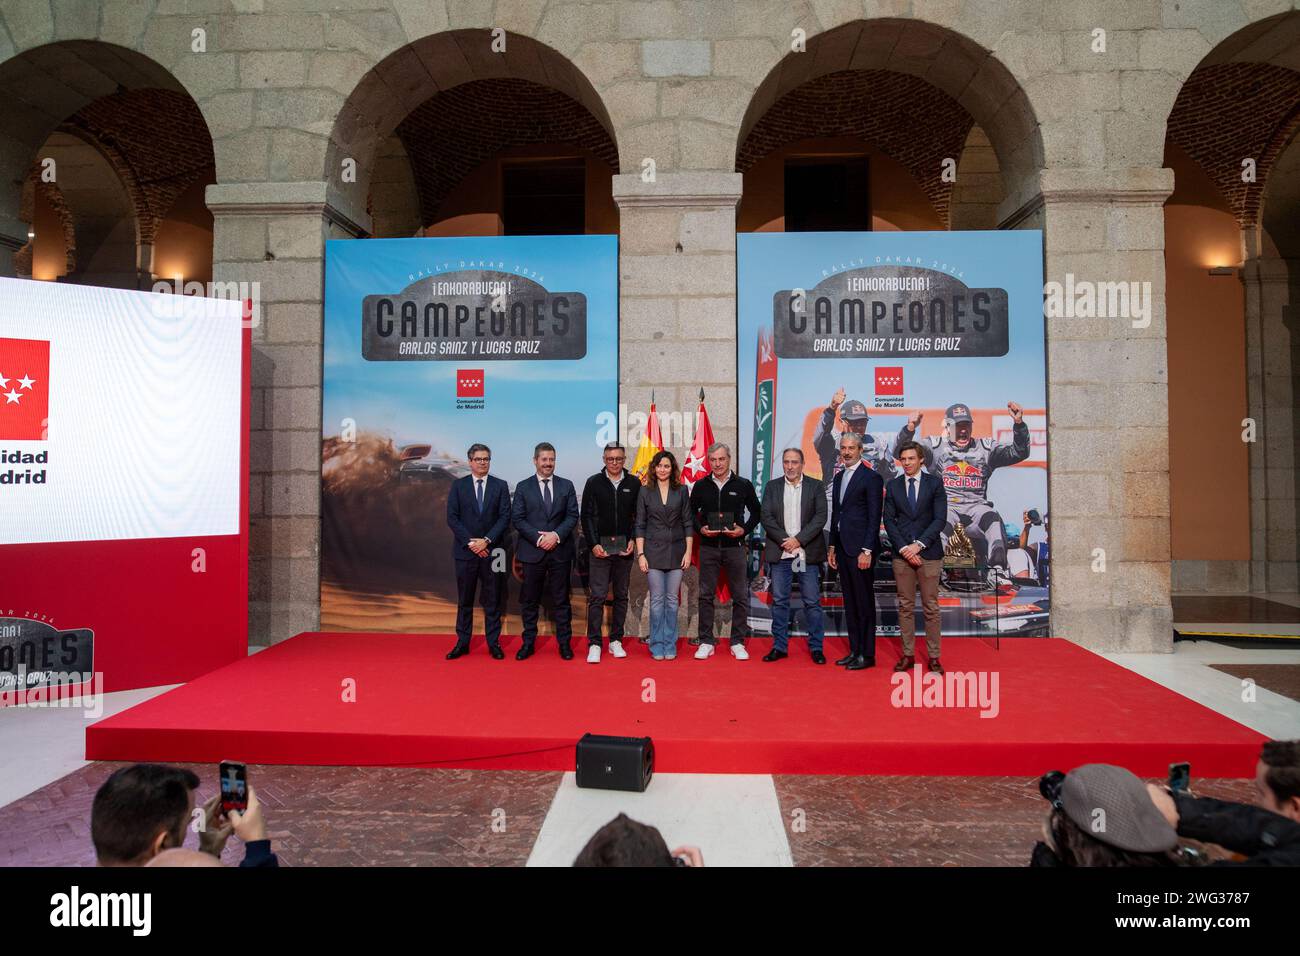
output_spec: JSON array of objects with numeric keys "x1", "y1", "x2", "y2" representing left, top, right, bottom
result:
[
  {"x1": 511, "y1": 441, "x2": 580, "y2": 660},
  {"x1": 759, "y1": 447, "x2": 829, "y2": 663},
  {"x1": 445, "y1": 442, "x2": 511, "y2": 660},
  {"x1": 828, "y1": 432, "x2": 884, "y2": 670},
  {"x1": 580, "y1": 442, "x2": 640, "y2": 663},
  {"x1": 884, "y1": 440, "x2": 949, "y2": 673}
]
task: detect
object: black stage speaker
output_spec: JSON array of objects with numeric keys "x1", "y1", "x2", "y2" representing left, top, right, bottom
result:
[{"x1": 575, "y1": 733, "x2": 654, "y2": 792}]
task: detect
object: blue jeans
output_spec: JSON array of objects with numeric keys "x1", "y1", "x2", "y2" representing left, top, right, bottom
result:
[
  {"x1": 770, "y1": 559, "x2": 824, "y2": 653},
  {"x1": 646, "y1": 568, "x2": 683, "y2": 656}
]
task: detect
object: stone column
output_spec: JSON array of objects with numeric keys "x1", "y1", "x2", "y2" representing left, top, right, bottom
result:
[
  {"x1": 1242, "y1": 255, "x2": 1299, "y2": 595},
  {"x1": 206, "y1": 181, "x2": 368, "y2": 646},
  {"x1": 613, "y1": 171, "x2": 742, "y2": 641},
  {"x1": 1037, "y1": 167, "x2": 1175, "y2": 653}
]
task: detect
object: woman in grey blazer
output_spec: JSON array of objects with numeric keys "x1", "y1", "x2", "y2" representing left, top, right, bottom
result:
[{"x1": 635, "y1": 451, "x2": 693, "y2": 660}]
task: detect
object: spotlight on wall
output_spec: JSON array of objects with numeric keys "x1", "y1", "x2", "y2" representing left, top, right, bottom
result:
[{"x1": 1207, "y1": 266, "x2": 1237, "y2": 277}]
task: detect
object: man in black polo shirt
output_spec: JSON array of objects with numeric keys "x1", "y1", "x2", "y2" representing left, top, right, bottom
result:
[
  {"x1": 690, "y1": 442, "x2": 761, "y2": 660},
  {"x1": 581, "y1": 442, "x2": 640, "y2": 663}
]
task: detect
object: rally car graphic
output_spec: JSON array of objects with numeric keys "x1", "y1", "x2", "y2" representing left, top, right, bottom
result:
[{"x1": 746, "y1": 530, "x2": 1050, "y2": 639}]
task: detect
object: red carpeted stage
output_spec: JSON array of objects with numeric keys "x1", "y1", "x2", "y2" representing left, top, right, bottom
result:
[{"x1": 85, "y1": 633, "x2": 1265, "y2": 776}]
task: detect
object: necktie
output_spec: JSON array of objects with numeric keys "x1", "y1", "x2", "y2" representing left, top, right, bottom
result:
[
  {"x1": 542, "y1": 478, "x2": 552, "y2": 512},
  {"x1": 908, "y1": 477, "x2": 917, "y2": 512},
  {"x1": 476, "y1": 478, "x2": 484, "y2": 512}
]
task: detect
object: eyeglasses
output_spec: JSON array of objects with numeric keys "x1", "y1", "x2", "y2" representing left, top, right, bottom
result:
[
  {"x1": 470, "y1": 457, "x2": 490, "y2": 463},
  {"x1": 604, "y1": 455, "x2": 626, "y2": 462}
]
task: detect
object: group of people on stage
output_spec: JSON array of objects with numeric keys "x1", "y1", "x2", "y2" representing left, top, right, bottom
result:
[{"x1": 445, "y1": 418, "x2": 1011, "y2": 673}]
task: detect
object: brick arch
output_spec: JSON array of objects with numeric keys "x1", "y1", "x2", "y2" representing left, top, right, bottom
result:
[
  {"x1": 1164, "y1": 11, "x2": 1300, "y2": 231},
  {"x1": 1166, "y1": 62, "x2": 1300, "y2": 229},
  {"x1": 0, "y1": 40, "x2": 205, "y2": 247},
  {"x1": 392, "y1": 77, "x2": 619, "y2": 229},
  {"x1": 736, "y1": 70, "x2": 974, "y2": 226},
  {"x1": 62, "y1": 88, "x2": 215, "y2": 248},
  {"x1": 327, "y1": 30, "x2": 619, "y2": 234},
  {"x1": 737, "y1": 18, "x2": 1042, "y2": 218}
]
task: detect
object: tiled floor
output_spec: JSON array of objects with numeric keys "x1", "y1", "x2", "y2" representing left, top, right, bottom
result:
[
  {"x1": 772, "y1": 775, "x2": 1256, "y2": 866},
  {"x1": 0, "y1": 759, "x2": 1260, "y2": 868},
  {"x1": 0, "y1": 762, "x2": 560, "y2": 867},
  {"x1": 1209, "y1": 664, "x2": 1300, "y2": 704}
]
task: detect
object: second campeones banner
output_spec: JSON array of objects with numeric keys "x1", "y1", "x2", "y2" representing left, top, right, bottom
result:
[
  {"x1": 321, "y1": 235, "x2": 618, "y2": 633},
  {"x1": 738, "y1": 231, "x2": 1049, "y2": 639}
]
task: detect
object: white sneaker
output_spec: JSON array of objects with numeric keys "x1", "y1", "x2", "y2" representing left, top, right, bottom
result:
[
  {"x1": 694, "y1": 643, "x2": 714, "y2": 660},
  {"x1": 730, "y1": 643, "x2": 750, "y2": 660},
  {"x1": 587, "y1": 645, "x2": 601, "y2": 664},
  {"x1": 608, "y1": 640, "x2": 627, "y2": 659}
]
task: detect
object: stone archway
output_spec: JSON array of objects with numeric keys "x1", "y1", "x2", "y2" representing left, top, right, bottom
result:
[
  {"x1": 0, "y1": 41, "x2": 213, "y2": 280},
  {"x1": 324, "y1": 30, "x2": 620, "y2": 236},
  {"x1": 1162, "y1": 11, "x2": 1300, "y2": 597}
]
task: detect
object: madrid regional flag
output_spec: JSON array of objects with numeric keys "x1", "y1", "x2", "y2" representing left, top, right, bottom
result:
[{"x1": 0, "y1": 337, "x2": 50, "y2": 440}]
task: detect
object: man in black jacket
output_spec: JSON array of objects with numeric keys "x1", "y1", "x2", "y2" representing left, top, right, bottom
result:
[
  {"x1": 581, "y1": 442, "x2": 640, "y2": 663},
  {"x1": 1147, "y1": 739, "x2": 1300, "y2": 866},
  {"x1": 690, "y1": 442, "x2": 761, "y2": 660}
]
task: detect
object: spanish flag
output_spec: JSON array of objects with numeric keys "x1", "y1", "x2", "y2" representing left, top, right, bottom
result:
[{"x1": 630, "y1": 393, "x2": 663, "y2": 483}]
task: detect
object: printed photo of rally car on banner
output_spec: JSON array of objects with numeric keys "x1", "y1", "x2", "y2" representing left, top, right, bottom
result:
[
  {"x1": 737, "y1": 230, "x2": 1048, "y2": 640},
  {"x1": 320, "y1": 234, "x2": 618, "y2": 633}
]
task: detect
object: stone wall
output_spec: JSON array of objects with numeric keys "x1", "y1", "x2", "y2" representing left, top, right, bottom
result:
[{"x1": 1, "y1": 0, "x2": 1296, "y2": 651}]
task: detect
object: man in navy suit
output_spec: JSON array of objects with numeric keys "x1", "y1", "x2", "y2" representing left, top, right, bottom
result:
[
  {"x1": 828, "y1": 432, "x2": 884, "y2": 670},
  {"x1": 445, "y1": 443, "x2": 511, "y2": 660},
  {"x1": 511, "y1": 441, "x2": 580, "y2": 660},
  {"x1": 884, "y1": 441, "x2": 949, "y2": 674}
]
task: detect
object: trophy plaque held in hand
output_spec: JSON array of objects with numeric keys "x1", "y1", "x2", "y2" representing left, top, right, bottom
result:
[
  {"x1": 943, "y1": 522, "x2": 977, "y2": 567},
  {"x1": 707, "y1": 511, "x2": 734, "y2": 532}
]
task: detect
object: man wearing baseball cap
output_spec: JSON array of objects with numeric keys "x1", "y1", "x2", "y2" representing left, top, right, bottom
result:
[{"x1": 812, "y1": 387, "x2": 898, "y2": 516}]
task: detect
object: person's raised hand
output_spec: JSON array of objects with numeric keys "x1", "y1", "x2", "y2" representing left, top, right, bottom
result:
[
  {"x1": 831, "y1": 387, "x2": 845, "y2": 409},
  {"x1": 228, "y1": 785, "x2": 268, "y2": 844},
  {"x1": 670, "y1": 845, "x2": 704, "y2": 867},
  {"x1": 1146, "y1": 783, "x2": 1180, "y2": 829},
  {"x1": 907, "y1": 410, "x2": 923, "y2": 431},
  {"x1": 1008, "y1": 401, "x2": 1024, "y2": 423},
  {"x1": 197, "y1": 793, "x2": 234, "y2": 858}
]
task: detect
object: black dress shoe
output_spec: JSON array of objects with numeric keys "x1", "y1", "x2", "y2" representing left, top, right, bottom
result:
[
  {"x1": 835, "y1": 653, "x2": 856, "y2": 666},
  {"x1": 446, "y1": 644, "x2": 469, "y2": 660},
  {"x1": 762, "y1": 649, "x2": 787, "y2": 662},
  {"x1": 488, "y1": 645, "x2": 505, "y2": 660},
  {"x1": 516, "y1": 644, "x2": 534, "y2": 661},
  {"x1": 559, "y1": 644, "x2": 574, "y2": 660},
  {"x1": 811, "y1": 650, "x2": 826, "y2": 665},
  {"x1": 844, "y1": 655, "x2": 876, "y2": 670}
]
